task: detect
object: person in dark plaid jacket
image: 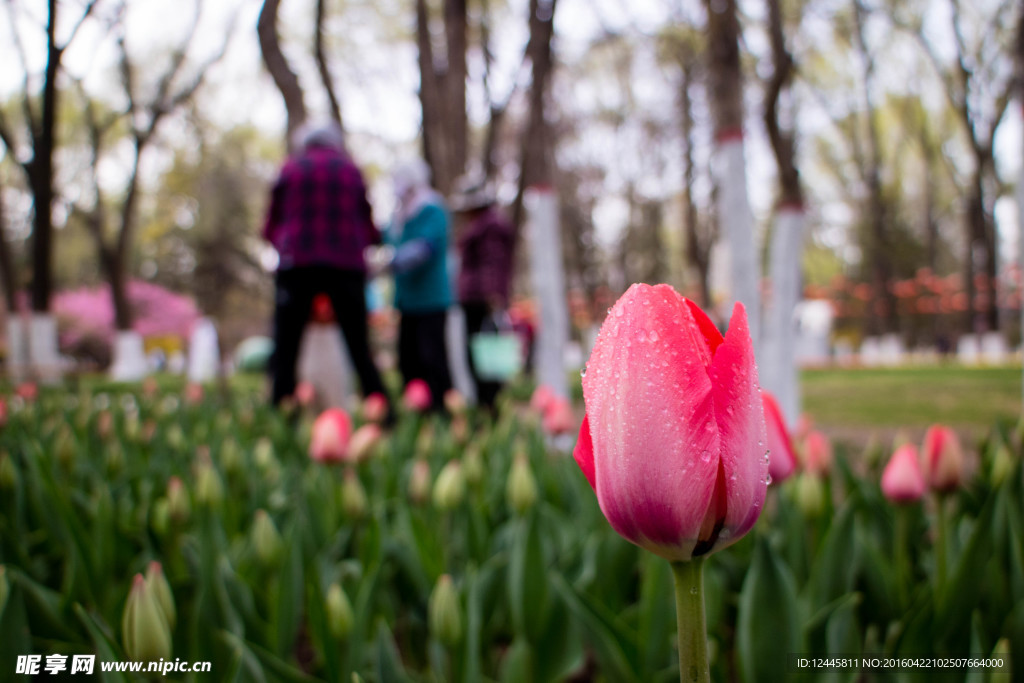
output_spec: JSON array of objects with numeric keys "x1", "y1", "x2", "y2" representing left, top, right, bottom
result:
[
  {"x1": 451, "y1": 175, "x2": 515, "y2": 410},
  {"x1": 262, "y1": 121, "x2": 392, "y2": 418}
]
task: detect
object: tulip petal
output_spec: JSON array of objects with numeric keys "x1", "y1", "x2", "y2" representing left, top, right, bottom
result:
[
  {"x1": 583, "y1": 283, "x2": 720, "y2": 561},
  {"x1": 684, "y1": 299, "x2": 724, "y2": 357},
  {"x1": 573, "y1": 413, "x2": 596, "y2": 490},
  {"x1": 706, "y1": 303, "x2": 768, "y2": 549},
  {"x1": 762, "y1": 391, "x2": 797, "y2": 483}
]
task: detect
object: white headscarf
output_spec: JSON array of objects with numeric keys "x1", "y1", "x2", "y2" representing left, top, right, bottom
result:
[{"x1": 392, "y1": 159, "x2": 442, "y2": 227}]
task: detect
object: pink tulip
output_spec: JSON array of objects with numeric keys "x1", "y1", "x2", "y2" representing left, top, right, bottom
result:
[
  {"x1": 294, "y1": 381, "x2": 317, "y2": 407},
  {"x1": 16, "y1": 382, "x2": 37, "y2": 402},
  {"x1": 881, "y1": 444, "x2": 925, "y2": 503},
  {"x1": 347, "y1": 423, "x2": 383, "y2": 462},
  {"x1": 530, "y1": 384, "x2": 555, "y2": 414},
  {"x1": 403, "y1": 379, "x2": 432, "y2": 412},
  {"x1": 762, "y1": 392, "x2": 797, "y2": 484},
  {"x1": 184, "y1": 382, "x2": 204, "y2": 405},
  {"x1": 362, "y1": 393, "x2": 389, "y2": 423},
  {"x1": 921, "y1": 424, "x2": 964, "y2": 493},
  {"x1": 0, "y1": 397, "x2": 7, "y2": 427},
  {"x1": 802, "y1": 430, "x2": 832, "y2": 477},
  {"x1": 443, "y1": 389, "x2": 467, "y2": 415},
  {"x1": 573, "y1": 284, "x2": 768, "y2": 562},
  {"x1": 542, "y1": 396, "x2": 575, "y2": 435},
  {"x1": 309, "y1": 408, "x2": 353, "y2": 463}
]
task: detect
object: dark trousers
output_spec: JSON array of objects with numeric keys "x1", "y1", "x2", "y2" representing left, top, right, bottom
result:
[
  {"x1": 270, "y1": 266, "x2": 388, "y2": 406},
  {"x1": 398, "y1": 310, "x2": 452, "y2": 411},
  {"x1": 462, "y1": 301, "x2": 503, "y2": 409}
]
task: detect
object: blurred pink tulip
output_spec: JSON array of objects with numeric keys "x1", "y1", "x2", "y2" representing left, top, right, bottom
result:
[
  {"x1": 309, "y1": 408, "x2": 353, "y2": 463},
  {"x1": 347, "y1": 423, "x2": 383, "y2": 462},
  {"x1": 530, "y1": 384, "x2": 555, "y2": 414},
  {"x1": 443, "y1": 389, "x2": 466, "y2": 415},
  {"x1": 921, "y1": 424, "x2": 964, "y2": 493},
  {"x1": 294, "y1": 381, "x2": 316, "y2": 407},
  {"x1": 881, "y1": 444, "x2": 926, "y2": 503},
  {"x1": 403, "y1": 379, "x2": 432, "y2": 412},
  {"x1": 573, "y1": 284, "x2": 768, "y2": 562},
  {"x1": 362, "y1": 393, "x2": 389, "y2": 423},
  {"x1": 762, "y1": 392, "x2": 797, "y2": 484},
  {"x1": 802, "y1": 430, "x2": 833, "y2": 477},
  {"x1": 542, "y1": 396, "x2": 575, "y2": 435},
  {"x1": 16, "y1": 382, "x2": 37, "y2": 402},
  {"x1": 184, "y1": 382, "x2": 204, "y2": 405}
]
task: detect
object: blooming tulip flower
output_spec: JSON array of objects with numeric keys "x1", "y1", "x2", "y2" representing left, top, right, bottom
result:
[
  {"x1": 574, "y1": 284, "x2": 768, "y2": 562},
  {"x1": 309, "y1": 408, "x2": 353, "y2": 463},
  {"x1": 921, "y1": 424, "x2": 964, "y2": 493},
  {"x1": 801, "y1": 430, "x2": 832, "y2": 477},
  {"x1": 573, "y1": 284, "x2": 767, "y2": 683},
  {"x1": 403, "y1": 379, "x2": 432, "y2": 412},
  {"x1": 881, "y1": 444, "x2": 925, "y2": 504},
  {"x1": 762, "y1": 391, "x2": 797, "y2": 484}
]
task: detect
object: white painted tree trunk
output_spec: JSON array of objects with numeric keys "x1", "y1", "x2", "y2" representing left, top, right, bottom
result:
[
  {"x1": 298, "y1": 323, "x2": 353, "y2": 410},
  {"x1": 1017, "y1": 104, "x2": 1024, "y2": 413},
  {"x1": 762, "y1": 207, "x2": 805, "y2": 425},
  {"x1": 446, "y1": 305, "x2": 476, "y2": 403},
  {"x1": 526, "y1": 187, "x2": 569, "y2": 401},
  {"x1": 187, "y1": 317, "x2": 221, "y2": 383},
  {"x1": 6, "y1": 317, "x2": 28, "y2": 383},
  {"x1": 29, "y1": 313, "x2": 63, "y2": 383},
  {"x1": 109, "y1": 329, "x2": 148, "y2": 382},
  {"x1": 715, "y1": 134, "x2": 761, "y2": 347}
]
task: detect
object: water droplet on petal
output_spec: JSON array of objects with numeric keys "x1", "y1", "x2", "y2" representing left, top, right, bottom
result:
[{"x1": 649, "y1": 329, "x2": 659, "y2": 342}]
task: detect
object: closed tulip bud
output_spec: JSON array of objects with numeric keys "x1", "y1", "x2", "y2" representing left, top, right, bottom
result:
[
  {"x1": 341, "y1": 469, "x2": 368, "y2": 520},
  {"x1": 0, "y1": 565, "x2": 8, "y2": 616},
  {"x1": 881, "y1": 445, "x2": 925, "y2": 504},
  {"x1": 542, "y1": 397, "x2": 575, "y2": 435},
  {"x1": 506, "y1": 452, "x2": 538, "y2": 515},
  {"x1": 409, "y1": 459, "x2": 432, "y2": 505},
  {"x1": 444, "y1": 389, "x2": 467, "y2": 415},
  {"x1": 294, "y1": 381, "x2": 317, "y2": 407},
  {"x1": 462, "y1": 445, "x2": 484, "y2": 487},
  {"x1": 124, "y1": 415, "x2": 140, "y2": 443},
  {"x1": 325, "y1": 583, "x2": 354, "y2": 640},
  {"x1": 122, "y1": 574, "x2": 172, "y2": 663},
  {"x1": 802, "y1": 430, "x2": 833, "y2": 477},
  {"x1": 166, "y1": 477, "x2": 190, "y2": 524},
  {"x1": 254, "y1": 438, "x2": 276, "y2": 470},
  {"x1": 795, "y1": 472, "x2": 826, "y2": 517},
  {"x1": 450, "y1": 415, "x2": 469, "y2": 445},
  {"x1": 0, "y1": 452, "x2": 17, "y2": 490},
  {"x1": 416, "y1": 423, "x2": 435, "y2": 456},
  {"x1": 428, "y1": 574, "x2": 462, "y2": 647},
  {"x1": 184, "y1": 382, "x2": 204, "y2": 405},
  {"x1": 145, "y1": 562, "x2": 176, "y2": 630},
  {"x1": 96, "y1": 410, "x2": 114, "y2": 441},
  {"x1": 166, "y1": 425, "x2": 186, "y2": 451},
  {"x1": 105, "y1": 443, "x2": 124, "y2": 475},
  {"x1": 989, "y1": 441, "x2": 1013, "y2": 487},
  {"x1": 54, "y1": 426, "x2": 76, "y2": 468},
  {"x1": 151, "y1": 498, "x2": 170, "y2": 536},
  {"x1": 219, "y1": 439, "x2": 243, "y2": 476},
  {"x1": 404, "y1": 379, "x2": 432, "y2": 412},
  {"x1": 348, "y1": 423, "x2": 383, "y2": 463},
  {"x1": 530, "y1": 384, "x2": 555, "y2": 414},
  {"x1": 194, "y1": 459, "x2": 223, "y2": 508},
  {"x1": 310, "y1": 408, "x2": 353, "y2": 463},
  {"x1": 921, "y1": 425, "x2": 964, "y2": 493},
  {"x1": 433, "y1": 460, "x2": 466, "y2": 510},
  {"x1": 574, "y1": 285, "x2": 768, "y2": 561},
  {"x1": 251, "y1": 510, "x2": 283, "y2": 565},
  {"x1": 762, "y1": 392, "x2": 797, "y2": 484}
]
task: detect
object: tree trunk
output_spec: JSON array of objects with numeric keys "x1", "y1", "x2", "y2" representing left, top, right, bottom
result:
[
  {"x1": 30, "y1": 0, "x2": 59, "y2": 314},
  {"x1": 315, "y1": 0, "x2": 344, "y2": 127},
  {"x1": 258, "y1": 0, "x2": 307, "y2": 150},
  {"x1": 703, "y1": 0, "x2": 760, "y2": 343},
  {"x1": 0, "y1": 188, "x2": 18, "y2": 312},
  {"x1": 679, "y1": 60, "x2": 711, "y2": 308},
  {"x1": 512, "y1": 0, "x2": 558, "y2": 234},
  {"x1": 762, "y1": 0, "x2": 805, "y2": 424}
]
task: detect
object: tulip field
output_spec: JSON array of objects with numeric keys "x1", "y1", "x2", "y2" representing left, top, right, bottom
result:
[{"x1": 0, "y1": 371, "x2": 1019, "y2": 682}]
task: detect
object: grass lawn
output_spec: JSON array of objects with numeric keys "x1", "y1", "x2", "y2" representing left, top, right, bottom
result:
[{"x1": 801, "y1": 364, "x2": 1023, "y2": 446}]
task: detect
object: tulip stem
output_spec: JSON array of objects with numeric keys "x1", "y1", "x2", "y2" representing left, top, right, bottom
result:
[{"x1": 672, "y1": 558, "x2": 709, "y2": 683}]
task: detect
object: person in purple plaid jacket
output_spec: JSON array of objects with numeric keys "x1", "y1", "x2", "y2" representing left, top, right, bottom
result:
[
  {"x1": 451, "y1": 175, "x2": 515, "y2": 410},
  {"x1": 262, "y1": 121, "x2": 392, "y2": 419}
]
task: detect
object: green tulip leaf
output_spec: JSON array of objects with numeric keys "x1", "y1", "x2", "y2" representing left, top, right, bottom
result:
[{"x1": 737, "y1": 537, "x2": 801, "y2": 683}]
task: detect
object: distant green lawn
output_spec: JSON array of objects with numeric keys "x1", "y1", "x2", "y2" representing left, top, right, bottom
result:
[{"x1": 801, "y1": 364, "x2": 1022, "y2": 443}]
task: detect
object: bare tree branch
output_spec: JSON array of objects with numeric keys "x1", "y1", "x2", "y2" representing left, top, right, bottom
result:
[
  {"x1": 315, "y1": 0, "x2": 343, "y2": 127},
  {"x1": 57, "y1": 0, "x2": 102, "y2": 51},
  {"x1": 4, "y1": 0, "x2": 38, "y2": 137}
]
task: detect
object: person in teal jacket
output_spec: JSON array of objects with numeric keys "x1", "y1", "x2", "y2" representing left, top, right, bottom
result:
[{"x1": 385, "y1": 159, "x2": 453, "y2": 411}]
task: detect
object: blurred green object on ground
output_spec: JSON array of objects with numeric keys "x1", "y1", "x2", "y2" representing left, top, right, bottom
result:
[{"x1": 234, "y1": 336, "x2": 274, "y2": 372}]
